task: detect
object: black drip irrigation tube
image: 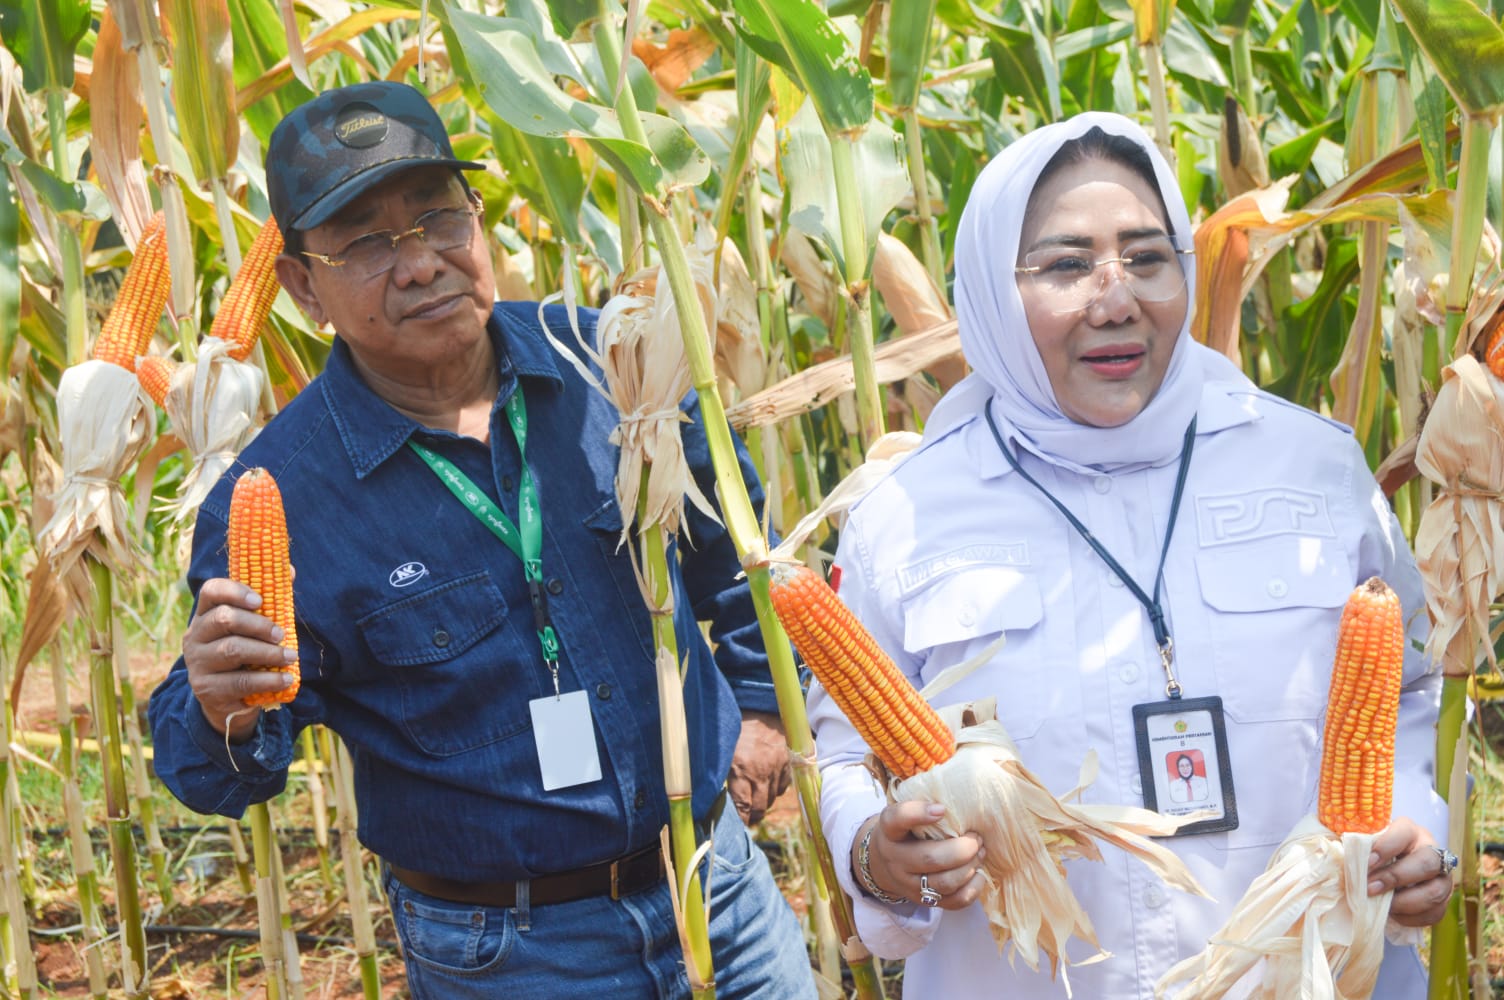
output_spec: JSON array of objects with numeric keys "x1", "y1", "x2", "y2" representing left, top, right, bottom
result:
[{"x1": 32, "y1": 922, "x2": 399, "y2": 953}]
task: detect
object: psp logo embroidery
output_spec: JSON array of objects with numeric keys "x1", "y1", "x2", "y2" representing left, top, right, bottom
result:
[
  {"x1": 389, "y1": 562, "x2": 429, "y2": 588},
  {"x1": 1195, "y1": 487, "x2": 1335, "y2": 546}
]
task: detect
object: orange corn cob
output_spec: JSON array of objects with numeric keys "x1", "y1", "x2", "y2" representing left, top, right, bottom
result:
[
  {"x1": 212, "y1": 217, "x2": 284, "y2": 361},
  {"x1": 136, "y1": 354, "x2": 179, "y2": 408},
  {"x1": 1486, "y1": 313, "x2": 1504, "y2": 380},
  {"x1": 1317, "y1": 577, "x2": 1404, "y2": 835},
  {"x1": 227, "y1": 467, "x2": 300, "y2": 707},
  {"x1": 769, "y1": 563, "x2": 954, "y2": 779},
  {"x1": 92, "y1": 212, "x2": 170, "y2": 372}
]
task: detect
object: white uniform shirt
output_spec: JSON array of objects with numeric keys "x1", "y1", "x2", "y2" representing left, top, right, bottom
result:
[{"x1": 810, "y1": 382, "x2": 1446, "y2": 999}]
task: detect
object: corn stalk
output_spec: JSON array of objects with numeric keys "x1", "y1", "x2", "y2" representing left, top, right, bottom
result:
[
  {"x1": 641, "y1": 479, "x2": 716, "y2": 999},
  {"x1": 87, "y1": 557, "x2": 148, "y2": 998},
  {"x1": 0, "y1": 705, "x2": 37, "y2": 1000},
  {"x1": 49, "y1": 642, "x2": 108, "y2": 998},
  {"x1": 249, "y1": 801, "x2": 290, "y2": 1000},
  {"x1": 113, "y1": 615, "x2": 173, "y2": 909},
  {"x1": 329, "y1": 734, "x2": 381, "y2": 1000},
  {"x1": 300, "y1": 728, "x2": 336, "y2": 896}
]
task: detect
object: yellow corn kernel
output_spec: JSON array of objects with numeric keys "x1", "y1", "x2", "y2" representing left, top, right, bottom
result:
[
  {"x1": 212, "y1": 217, "x2": 284, "y2": 362},
  {"x1": 227, "y1": 467, "x2": 300, "y2": 708},
  {"x1": 769, "y1": 562, "x2": 954, "y2": 779},
  {"x1": 1317, "y1": 577, "x2": 1403, "y2": 835},
  {"x1": 92, "y1": 212, "x2": 170, "y2": 372},
  {"x1": 136, "y1": 354, "x2": 178, "y2": 408},
  {"x1": 1487, "y1": 316, "x2": 1504, "y2": 380}
]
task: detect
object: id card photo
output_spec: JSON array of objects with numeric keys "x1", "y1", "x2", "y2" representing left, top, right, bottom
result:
[{"x1": 1133, "y1": 696, "x2": 1237, "y2": 836}]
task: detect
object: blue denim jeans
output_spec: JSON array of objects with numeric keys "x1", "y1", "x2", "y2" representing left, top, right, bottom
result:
[{"x1": 383, "y1": 804, "x2": 817, "y2": 998}]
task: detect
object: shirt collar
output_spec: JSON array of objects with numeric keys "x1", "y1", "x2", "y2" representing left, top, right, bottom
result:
[
  {"x1": 974, "y1": 379, "x2": 1261, "y2": 481},
  {"x1": 322, "y1": 302, "x2": 569, "y2": 479}
]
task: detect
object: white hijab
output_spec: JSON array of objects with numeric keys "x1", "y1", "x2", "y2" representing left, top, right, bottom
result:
[{"x1": 924, "y1": 112, "x2": 1248, "y2": 473}]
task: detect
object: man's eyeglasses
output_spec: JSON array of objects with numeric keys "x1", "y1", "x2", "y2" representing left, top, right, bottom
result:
[
  {"x1": 1015, "y1": 236, "x2": 1193, "y2": 315},
  {"x1": 302, "y1": 196, "x2": 483, "y2": 278}
]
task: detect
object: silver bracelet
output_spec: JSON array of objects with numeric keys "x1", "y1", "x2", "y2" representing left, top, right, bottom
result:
[{"x1": 856, "y1": 825, "x2": 907, "y2": 905}]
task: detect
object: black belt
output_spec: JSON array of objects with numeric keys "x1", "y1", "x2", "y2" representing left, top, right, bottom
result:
[{"x1": 389, "y1": 842, "x2": 665, "y2": 908}]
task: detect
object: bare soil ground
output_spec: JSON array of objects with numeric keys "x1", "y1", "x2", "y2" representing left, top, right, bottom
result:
[{"x1": 13, "y1": 651, "x2": 815, "y2": 999}]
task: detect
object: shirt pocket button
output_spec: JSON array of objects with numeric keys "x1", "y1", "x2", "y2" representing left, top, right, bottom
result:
[
  {"x1": 432, "y1": 628, "x2": 451, "y2": 648},
  {"x1": 596, "y1": 683, "x2": 612, "y2": 700}
]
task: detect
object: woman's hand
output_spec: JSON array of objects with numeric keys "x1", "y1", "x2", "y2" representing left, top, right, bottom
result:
[
  {"x1": 1365, "y1": 816, "x2": 1455, "y2": 927},
  {"x1": 851, "y1": 801, "x2": 986, "y2": 912}
]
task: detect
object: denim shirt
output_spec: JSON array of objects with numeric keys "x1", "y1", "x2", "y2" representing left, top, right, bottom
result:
[{"x1": 148, "y1": 302, "x2": 779, "y2": 882}]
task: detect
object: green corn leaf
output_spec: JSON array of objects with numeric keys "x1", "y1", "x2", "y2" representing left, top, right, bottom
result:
[
  {"x1": 0, "y1": 164, "x2": 16, "y2": 373},
  {"x1": 887, "y1": 0, "x2": 937, "y2": 111},
  {"x1": 781, "y1": 100, "x2": 907, "y2": 275},
  {"x1": 1388, "y1": 0, "x2": 1504, "y2": 120},
  {"x1": 733, "y1": 0, "x2": 874, "y2": 135},
  {"x1": 0, "y1": 0, "x2": 88, "y2": 94},
  {"x1": 441, "y1": 6, "x2": 709, "y2": 199},
  {"x1": 0, "y1": 127, "x2": 84, "y2": 215},
  {"x1": 228, "y1": 0, "x2": 316, "y2": 143},
  {"x1": 162, "y1": 0, "x2": 239, "y2": 183},
  {"x1": 545, "y1": 0, "x2": 600, "y2": 40}
]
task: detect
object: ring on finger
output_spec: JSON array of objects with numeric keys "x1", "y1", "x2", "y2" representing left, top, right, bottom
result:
[
  {"x1": 917, "y1": 874, "x2": 943, "y2": 907},
  {"x1": 1432, "y1": 846, "x2": 1460, "y2": 877}
]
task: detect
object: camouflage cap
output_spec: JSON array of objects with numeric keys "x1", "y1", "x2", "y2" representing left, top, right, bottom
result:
[{"x1": 266, "y1": 81, "x2": 483, "y2": 235}]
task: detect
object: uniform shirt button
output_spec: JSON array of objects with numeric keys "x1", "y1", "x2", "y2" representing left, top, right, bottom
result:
[
  {"x1": 1108, "y1": 575, "x2": 1125, "y2": 588},
  {"x1": 1144, "y1": 885, "x2": 1168, "y2": 908},
  {"x1": 1267, "y1": 578, "x2": 1289, "y2": 598},
  {"x1": 1130, "y1": 774, "x2": 1143, "y2": 795},
  {"x1": 633, "y1": 790, "x2": 647, "y2": 810},
  {"x1": 596, "y1": 683, "x2": 612, "y2": 700},
  {"x1": 547, "y1": 577, "x2": 564, "y2": 596},
  {"x1": 957, "y1": 603, "x2": 977, "y2": 627},
  {"x1": 502, "y1": 475, "x2": 515, "y2": 492},
  {"x1": 1118, "y1": 663, "x2": 1140, "y2": 684},
  {"x1": 432, "y1": 628, "x2": 451, "y2": 648},
  {"x1": 1093, "y1": 476, "x2": 1111, "y2": 494}
]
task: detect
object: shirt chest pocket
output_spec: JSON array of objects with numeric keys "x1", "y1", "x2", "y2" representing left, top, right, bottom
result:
[
  {"x1": 357, "y1": 571, "x2": 531, "y2": 756},
  {"x1": 900, "y1": 566, "x2": 1063, "y2": 741},
  {"x1": 1195, "y1": 537, "x2": 1352, "y2": 724}
]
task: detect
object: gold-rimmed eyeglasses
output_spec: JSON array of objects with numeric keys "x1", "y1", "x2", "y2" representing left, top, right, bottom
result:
[
  {"x1": 1015, "y1": 236, "x2": 1193, "y2": 314},
  {"x1": 302, "y1": 194, "x2": 483, "y2": 279}
]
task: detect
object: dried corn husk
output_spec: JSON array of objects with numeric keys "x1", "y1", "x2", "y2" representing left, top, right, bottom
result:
[
  {"x1": 37, "y1": 360, "x2": 154, "y2": 586},
  {"x1": 1156, "y1": 816, "x2": 1389, "y2": 1000},
  {"x1": 877, "y1": 694, "x2": 1208, "y2": 985},
  {"x1": 548, "y1": 234, "x2": 719, "y2": 552},
  {"x1": 1413, "y1": 354, "x2": 1504, "y2": 676},
  {"x1": 154, "y1": 337, "x2": 266, "y2": 521},
  {"x1": 714, "y1": 237, "x2": 767, "y2": 402}
]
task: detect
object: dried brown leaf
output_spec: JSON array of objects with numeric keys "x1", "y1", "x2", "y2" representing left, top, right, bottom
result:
[{"x1": 92, "y1": 10, "x2": 155, "y2": 249}]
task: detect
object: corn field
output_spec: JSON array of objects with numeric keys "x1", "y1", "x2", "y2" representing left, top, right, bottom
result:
[{"x1": 1, "y1": 0, "x2": 1503, "y2": 996}]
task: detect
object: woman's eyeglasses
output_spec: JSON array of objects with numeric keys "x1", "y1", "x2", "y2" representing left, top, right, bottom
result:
[
  {"x1": 1015, "y1": 236, "x2": 1193, "y2": 314},
  {"x1": 302, "y1": 196, "x2": 483, "y2": 278}
]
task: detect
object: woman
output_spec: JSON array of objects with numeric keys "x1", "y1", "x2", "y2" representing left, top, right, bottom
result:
[{"x1": 808, "y1": 112, "x2": 1452, "y2": 997}]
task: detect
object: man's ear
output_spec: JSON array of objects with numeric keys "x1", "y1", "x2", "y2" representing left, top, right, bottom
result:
[{"x1": 273, "y1": 254, "x2": 329, "y2": 327}]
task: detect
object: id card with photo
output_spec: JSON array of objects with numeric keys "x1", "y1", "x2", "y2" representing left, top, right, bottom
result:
[{"x1": 1132, "y1": 696, "x2": 1237, "y2": 836}]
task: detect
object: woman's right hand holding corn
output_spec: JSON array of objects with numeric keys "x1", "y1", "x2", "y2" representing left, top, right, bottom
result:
[{"x1": 852, "y1": 802, "x2": 987, "y2": 912}]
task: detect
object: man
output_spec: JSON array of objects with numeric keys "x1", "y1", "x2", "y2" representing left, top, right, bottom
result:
[{"x1": 148, "y1": 81, "x2": 816, "y2": 999}]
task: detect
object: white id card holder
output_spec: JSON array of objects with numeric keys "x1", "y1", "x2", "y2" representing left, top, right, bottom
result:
[
  {"x1": 1132, "y1": 695, "x2": 1238, "y2": 836},
  {"x1": 528, "y1": 690, "x2": 603, "y2": 791}
]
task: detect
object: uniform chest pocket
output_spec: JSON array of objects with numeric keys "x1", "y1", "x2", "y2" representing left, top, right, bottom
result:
[
  {"x1": 1196, "y1": 537, "x2": 1352, "y2": 724},
  {"x1": 900, "y1": 566, "x2": 1061, "y2": 740},
  {"x1": 357, "y1": 571, "x2": 530, "y2": 756}
]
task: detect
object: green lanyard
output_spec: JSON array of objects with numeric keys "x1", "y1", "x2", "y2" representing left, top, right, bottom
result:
[{"x1": 406, "y1": 390, "x2": 564, "y2": 693}]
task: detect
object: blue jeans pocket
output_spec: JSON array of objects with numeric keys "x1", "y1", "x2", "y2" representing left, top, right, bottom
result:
[
  {"x1": 710, "y1": 816, "x2": 756, "y2": 877},
  {"x1": 387, "y1": 874, "x2": 515, "y2": 979}
]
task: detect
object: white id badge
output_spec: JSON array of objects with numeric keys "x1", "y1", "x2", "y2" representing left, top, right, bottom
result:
[
  {"x1": 528, "y1": 690, "x2": 603, "y2": 791},
  {"x1": 1132, "y1": 696, "x2": 1238, "y2": 836}
]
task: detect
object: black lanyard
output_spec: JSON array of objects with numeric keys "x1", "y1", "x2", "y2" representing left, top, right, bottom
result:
[{"x1": 983, "y1": 409, "x2": 1197, "y2": 699}]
